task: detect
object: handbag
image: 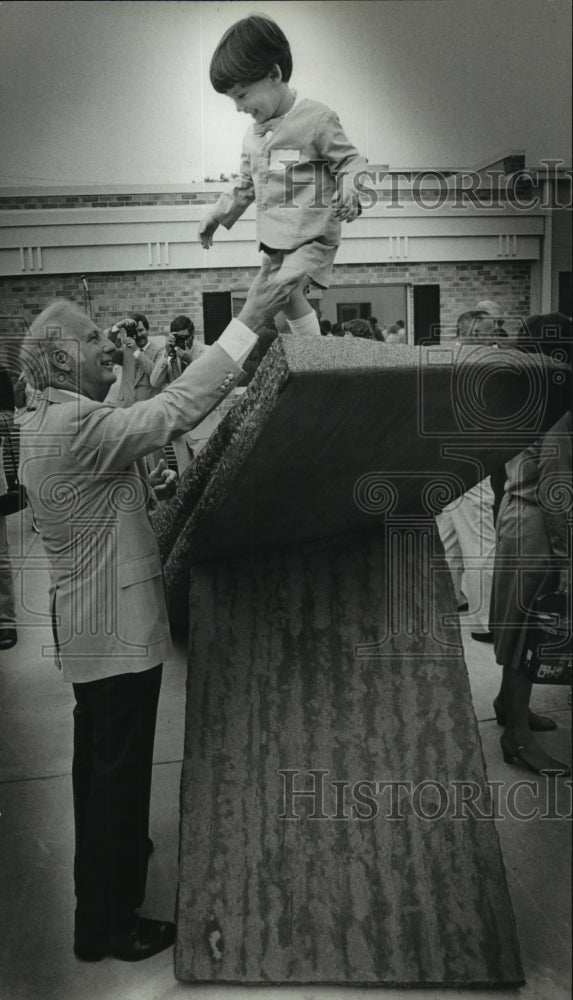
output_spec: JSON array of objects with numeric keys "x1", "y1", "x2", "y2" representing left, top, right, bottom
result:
[
  {"x1": 0, "y1": 432, "x2": 27, "y2": 516},
  {"x1": 521, "y1": 591, "x2": 572, "y2": 685}
]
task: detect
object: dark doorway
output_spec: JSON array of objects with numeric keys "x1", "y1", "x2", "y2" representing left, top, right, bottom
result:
[
  {"x1": 558, "y1": 272, "x2": 572, "y2": 318},
  {"x1": 203, "y1": 292, "x2": 233, "y2": 345},
  {"x1": 413, "y1": 285, "x2": 441, "y2": 344},
  {"x1": 336, "y1": 302, "x2": 371, "y2": 325}
]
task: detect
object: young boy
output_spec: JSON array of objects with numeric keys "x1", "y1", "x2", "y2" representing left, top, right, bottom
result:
[{"x1": 198, "y1": 14, "x2": 367, "y2": 337}]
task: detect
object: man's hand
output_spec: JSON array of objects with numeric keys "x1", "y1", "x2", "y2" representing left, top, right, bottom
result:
[
  {"x1": 238, "y1": 257, "x2": 305, "y2": 333},
  {"x1": 176, "y1": 348, "x2": 194, "y2": 365},
  {"x1": 109, "y1": 318, "x2": 136, "y2": 339},
  {"x1": 124, "y1": 337, "x2": 136, "y2": 351},
  {"x1": 198, "y1": 214, "x2": 220, "y2": 249},
  {"x1": 149, "y1": 458, "x2": 178, "y2": 501}
]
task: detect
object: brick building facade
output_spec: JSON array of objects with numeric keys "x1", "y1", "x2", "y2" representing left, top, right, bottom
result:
[
  {"x1": 0, "y1": 259, "x2": 531, "y2": 342},
  {"x1": 0, "y1": 161, "x2": 569, "y2": 349}
]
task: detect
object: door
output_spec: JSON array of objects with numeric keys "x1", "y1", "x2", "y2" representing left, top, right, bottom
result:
[
  {"x1": 558, "y1": 272, "x2": 572, "y2": 318},
  {"x1": 413, "y1": 285, "x2": 441, "y2": 345},
  {"x1": 203, "y1": 292, "x2": 233, "y2": 346}
]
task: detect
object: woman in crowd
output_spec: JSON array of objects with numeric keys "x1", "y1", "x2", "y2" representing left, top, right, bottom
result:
[{"x1": 490, "y1": 313, "x2": 571, "y2": 774}]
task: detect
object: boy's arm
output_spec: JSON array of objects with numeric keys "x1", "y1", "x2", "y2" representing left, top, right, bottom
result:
[
  {"x1": 315, "y1": 111, "x2": 368, "y2": 222},
  {"x1": 315, "y1": 110, "x2": 367, "y2": 179},
  {"x1": 213, "y1": 146, "x2": 256, "y2": 228},
  {"x1": 199, "y1": 143, "x2": 255, "y2": 246}
]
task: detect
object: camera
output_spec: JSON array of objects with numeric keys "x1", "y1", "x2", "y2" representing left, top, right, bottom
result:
[{"x1": 169, "y1": 334, "x2": 188, "y2": 357}]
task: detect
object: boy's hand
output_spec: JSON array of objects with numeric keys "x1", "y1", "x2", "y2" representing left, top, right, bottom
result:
[
  {"x1": 238, "y1": 257, "x2": 304, "y2": 332},
  {"x1": 198, "y1": 214, "x2": 220, "y2": 249},
  {"x1": 332, "y1": 184, "x2": 361, "y2": 223}
]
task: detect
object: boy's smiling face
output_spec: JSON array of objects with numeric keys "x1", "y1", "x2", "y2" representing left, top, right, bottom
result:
[{"x1": 226, "y1": 69, "x2": 292, "y2": 124}]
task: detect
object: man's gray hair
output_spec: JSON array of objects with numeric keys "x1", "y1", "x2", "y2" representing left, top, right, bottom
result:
[
  {"x1": 456, "y1": 309, "x2": 494, "y2": 340},
  {"x1": 20, "y1": 299, "x2": 87, "y2": 389}
]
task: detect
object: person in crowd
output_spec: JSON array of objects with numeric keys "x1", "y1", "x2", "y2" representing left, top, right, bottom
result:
[
  {"x1": 198, "y1": 13, "x2": 366, "y2": 338},
  {"x1": 475, "y1": 299, "x2": 509, "y2": 339},
  {"x1": 490, "y1": 313, "x2": 573, "y2": 523},
  {"x1": 150, "y1": 315, "x2": 203, "y2": 389},
  {"x1": 104, "y1": 313, "x2": 158, "y2": 405},
  {"x1": 330, "y1": 323, "x2": 344, "y2": 336},
  {"x1": 436, "y1": 310, "x2": 501, "y2": 641},
  {"x1": 342, "y1": 318, "x2": 376, "y2": 340},
  {"x1": 0, "y1": 358, "x2": 17, "y2": 650},
  {"x1": 319, "y1": 319, "x2": 332, "y2": 336},
  {"x1": 128, "y1": 313, "x2": 162, "y2": 402},
  {"x1": 368, "y1": 316, "x2": 383, "y2": 341},
  {"x1": 517, "y1": 311, "x2": 572, "y2": 367},
  {"x1": 106, "y1": 313, "x2": 164, "y2": 469},
  {"x1": 383, "y1": 323, "x2": 403, "y2": 344},
  {"x1": 17, "y1": 260, "x2": 299, "y2": 962},
  {"x1": 490, "y1": 408, "x2": 571, "y2": 775},
  {"x1": 105, "y1": 313, "x2": 161, "y2": 407},
  {"x1": 395, "y1": 319, "x2": 407, "y2": 339},
  {"x1": 150, "y1": 315, "x2": 219, "y2": 473}
]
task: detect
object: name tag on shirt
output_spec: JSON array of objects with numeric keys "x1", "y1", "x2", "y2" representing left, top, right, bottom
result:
[{"x1": 269, "y1": 148, "x2": 301, "y2": 170}]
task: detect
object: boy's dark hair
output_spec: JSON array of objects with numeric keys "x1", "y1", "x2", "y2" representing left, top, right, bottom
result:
[{"x1": 209, "y1": 15, "x2": 292, "y2": 93}]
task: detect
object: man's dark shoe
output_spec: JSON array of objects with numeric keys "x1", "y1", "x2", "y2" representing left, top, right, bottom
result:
[
  {"x1": 0, "y1": 628, "x2": 17, "y2": 650},
  {"x1": 74, "y1": 917, "x2": 175, "y2": 962}
]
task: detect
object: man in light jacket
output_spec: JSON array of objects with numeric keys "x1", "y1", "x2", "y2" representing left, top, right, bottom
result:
[{"x1": 18, "y1": 261, "x2": 297, "y2": 963}]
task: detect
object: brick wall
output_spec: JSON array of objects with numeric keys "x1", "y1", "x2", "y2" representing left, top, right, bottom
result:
[
  {"x1": 0, "y1": 260, "x2": 530, "y2": 343},
  {"x1": 0, "y1": 191, "x2": 221, "y2": 210},
  {"x1": 332, "y1": 260, "x2": 531, "y2": 332}
]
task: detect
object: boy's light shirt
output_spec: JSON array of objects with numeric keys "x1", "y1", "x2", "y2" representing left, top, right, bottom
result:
[{"x1": 211, "y1": 93, "x2": 367, "y2": 252}]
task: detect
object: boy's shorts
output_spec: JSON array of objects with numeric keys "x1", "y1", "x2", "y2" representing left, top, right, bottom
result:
[{"x1": 260, "y1": 240, "x2": 338, "y2": 289}]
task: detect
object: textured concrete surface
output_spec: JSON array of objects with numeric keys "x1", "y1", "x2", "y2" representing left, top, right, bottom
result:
[{"x1": 177, "y1": 530, "x2": 523, "y2": 985}]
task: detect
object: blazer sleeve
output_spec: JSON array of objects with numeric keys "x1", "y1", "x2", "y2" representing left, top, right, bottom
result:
[
  {"x1": 66, "y1": 343, "x2": 244, "y2": 474},
  {"x1": 211, "y1": 141, "x2": 256, "y2": 230},
  {"x1": 150, "y1": 352, "x2": 170, "y2": 390},
  {"x1": 135, "y1": 342, "x2": 160, "y2": 377}
]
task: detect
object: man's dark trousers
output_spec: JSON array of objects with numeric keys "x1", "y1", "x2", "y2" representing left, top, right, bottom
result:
[{"x1": 72, "y1": 664, "x2": 163, "y2": 944}]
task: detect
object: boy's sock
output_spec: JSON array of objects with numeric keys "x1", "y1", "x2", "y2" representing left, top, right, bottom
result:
[{"x1": 286, "y1": 311, "x2": 321, "y2": 337}]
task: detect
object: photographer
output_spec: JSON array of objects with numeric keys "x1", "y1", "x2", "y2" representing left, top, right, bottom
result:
[
  {"x1": 150, "y1": 315, "x2": 204, "y2": 390},
  {"x1": 150, "y1": 316, "x2": 219, "y2": 474},
  {"x1": 105, "y1": 314, "x2": 161, "y2": 408},
  {"x1": 106, "y1": 315, "x2": 164, "y2": 468}
]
